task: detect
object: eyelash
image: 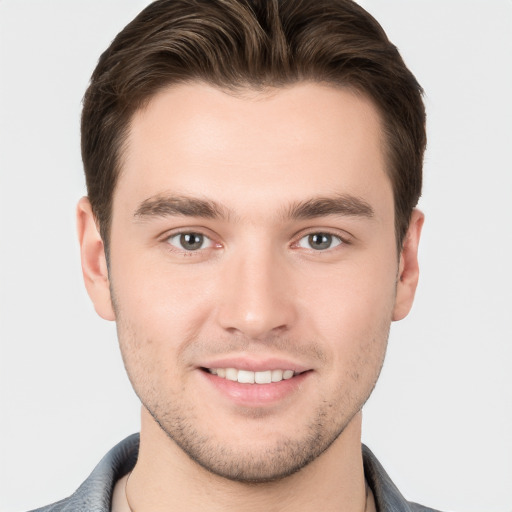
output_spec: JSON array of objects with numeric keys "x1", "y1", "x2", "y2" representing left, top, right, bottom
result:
[
  {"x1": 162, "y1": 228, "x2": 350, "y2": 256},
  {"x1": 164, "y1": 231, "x2": 220, "y2": 255},
  {"x1": 293, "y1": 232, "x2": 346, "y2": 251}
]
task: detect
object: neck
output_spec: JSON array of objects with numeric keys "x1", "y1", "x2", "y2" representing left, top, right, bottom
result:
[{"x1": 124, "y1": 408, "x2": 368, "y2": 512}]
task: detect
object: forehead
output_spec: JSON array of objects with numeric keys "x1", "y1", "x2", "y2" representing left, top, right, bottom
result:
[{"x1": 115, "y1": 82, "x2": 392, "y2": 220}]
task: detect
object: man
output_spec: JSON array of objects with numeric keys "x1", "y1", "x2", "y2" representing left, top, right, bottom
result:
[{"x1": 32, "y1": 0, "x2": 432, "y2": 510}]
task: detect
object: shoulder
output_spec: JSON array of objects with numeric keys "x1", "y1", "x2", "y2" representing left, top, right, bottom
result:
[
  {"x1": 362, "y1": 444, "x2": 444, "y2": 512},
  {"x1": 408, "y1": 503, "x2": 444, "y2": 512},
  {"x1": 27, "y1": 434, "x2": 139, "y2": 512}
]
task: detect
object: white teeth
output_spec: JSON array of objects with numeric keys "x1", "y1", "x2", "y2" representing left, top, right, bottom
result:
[
  {"x1": 207, "y1": 367, "x2": 299, "y2": 384},
  {"x1": 237, "y1": 370, "x2": 255, "y2": 384},
  {"x1": 225, "y1": 368, "x2": 238, "y2": 381},
  {"x1": 255, "y1": 370, "x2": 272, "y2": 384},
  {"x1": 271, "y1": 369, "x2": 283, "y2": 382}
]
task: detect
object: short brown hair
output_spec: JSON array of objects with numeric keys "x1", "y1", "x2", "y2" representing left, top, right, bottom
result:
[{"x1": 82, "y1": 0, "x2": 426, "y2": 252}]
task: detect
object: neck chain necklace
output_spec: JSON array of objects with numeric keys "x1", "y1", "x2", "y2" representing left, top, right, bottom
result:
[{"x1": 125, "y1": 471, "x2": 134, "y2": 512}]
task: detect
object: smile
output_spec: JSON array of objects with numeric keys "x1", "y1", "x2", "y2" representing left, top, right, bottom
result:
[{"x1": 205, "y1": 368, "x2": 300, "y2": 384}]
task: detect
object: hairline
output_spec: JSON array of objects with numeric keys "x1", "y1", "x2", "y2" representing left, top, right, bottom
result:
[{"x1": 98, "y1": 78, "x2": 407, "y2": 259}]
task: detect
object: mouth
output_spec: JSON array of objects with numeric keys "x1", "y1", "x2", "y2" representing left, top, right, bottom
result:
[
  {"x1": 198, "y1": 362, "x2": 312, "y2": 405},
  {"x1": 201, "y1": 367, "x2": 304, "y2": 384}
]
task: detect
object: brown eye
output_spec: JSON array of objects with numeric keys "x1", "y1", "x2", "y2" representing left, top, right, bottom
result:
[
  {"x1": 298, "y1": 233, "x2": 342, "y2": 251},
  {"x1": 167, "y1": 232, "x2": 211, "y2": 251}
]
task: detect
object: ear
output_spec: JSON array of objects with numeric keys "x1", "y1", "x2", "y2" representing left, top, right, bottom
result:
[
  {"x1": 76, "y1": 197, "x2": 116, "y2": 321},
  {"x1": 392, "y1": 209, "x2": 424, "y2": 321}
]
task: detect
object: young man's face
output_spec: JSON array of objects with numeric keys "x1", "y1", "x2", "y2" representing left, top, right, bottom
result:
[{"x1": 80, "y1": 82, "x2": 422, "y2": 482}]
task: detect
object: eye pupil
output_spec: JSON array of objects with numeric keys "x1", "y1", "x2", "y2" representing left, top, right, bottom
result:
[
  {"x1": 180, "y1": 233, "x2": 204, "y2": 250},
  {"x1": 308, "y1": 233, "x2": 332, "y2": 250}
]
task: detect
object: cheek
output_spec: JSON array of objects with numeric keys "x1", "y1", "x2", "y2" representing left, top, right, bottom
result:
[
  {"x1": 299, "y1": 256, "x2": 396, "y2": 372},
  {"x1": 301, "y1": 255, "x2": 398, "y2": 328},
  {"x1": 110, "y1": 253, "x2": 217, "y2": 343}
]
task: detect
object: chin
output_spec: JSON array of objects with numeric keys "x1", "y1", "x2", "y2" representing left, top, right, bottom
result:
[{"x1": 148, "y1": 401, "x2": 350, "y2": 484}]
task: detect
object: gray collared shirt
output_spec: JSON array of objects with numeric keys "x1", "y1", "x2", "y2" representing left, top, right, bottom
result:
[{"x1": 29, "y1": 434, "x2": 441, "y2": 512}]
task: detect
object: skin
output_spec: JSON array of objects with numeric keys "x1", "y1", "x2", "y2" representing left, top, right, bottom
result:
[{"x1": 78, "y1": 82, "x2": 423, "y2": 512}]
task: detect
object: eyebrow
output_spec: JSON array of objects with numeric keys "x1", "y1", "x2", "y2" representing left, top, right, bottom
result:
[
  {"x1": 134, "y1": 195, "x2": 230, "y2": 220},
  {"x1": 283, "y1": 194, "x2": 374, "y2": 220},
  {"x1": 133, "y1": 193, "x2": 374, "y2": 222}
]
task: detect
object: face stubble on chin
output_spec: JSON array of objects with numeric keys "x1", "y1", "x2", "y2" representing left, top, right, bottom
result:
[{"x1": 113, "y1": 292, "x2": 391, "y2": 484}]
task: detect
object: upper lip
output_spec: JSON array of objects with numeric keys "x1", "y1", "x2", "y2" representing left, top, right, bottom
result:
[{"x1": 198, "y1": 356, "x2": 311, "y2": 373}]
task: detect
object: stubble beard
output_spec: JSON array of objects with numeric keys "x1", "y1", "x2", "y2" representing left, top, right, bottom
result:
[
  {"x1": 144, "y1": 392, "x2": 351, "y2": 484},
  {"x1": 112, "y1": 289, "x2": 390, "y2": 484},
  {"x1": 121, "y1": 338, "x2": 388, "y2": 485}
]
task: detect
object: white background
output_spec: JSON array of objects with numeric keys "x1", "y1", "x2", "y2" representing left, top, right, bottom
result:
[{"x1": 1, "y1": 1, "x2": 511, "y2": 511}]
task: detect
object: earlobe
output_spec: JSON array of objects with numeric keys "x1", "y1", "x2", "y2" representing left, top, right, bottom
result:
[
  {"x1": 76, "y1": 197, "x2": 116, "y2": 321},
  {"x1": 392, "y1": 209, "x2": 424, "y2": 321}
]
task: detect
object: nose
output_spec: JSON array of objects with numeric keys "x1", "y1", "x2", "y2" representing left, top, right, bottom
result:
[{"x1": 216, "y1": 247, "x2": 297, "y2": 340}]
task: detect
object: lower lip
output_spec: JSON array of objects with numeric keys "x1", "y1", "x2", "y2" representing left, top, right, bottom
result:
[{"x1": 200, "y1": 370, "x2": 310, "y2": 406}]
